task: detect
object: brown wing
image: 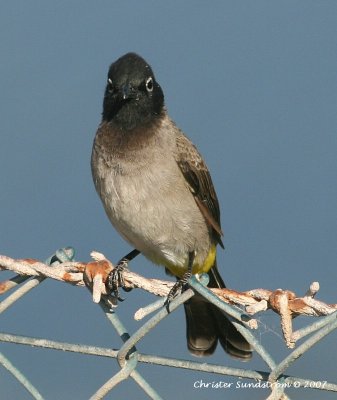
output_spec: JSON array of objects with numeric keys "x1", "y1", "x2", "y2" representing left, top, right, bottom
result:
[{"x1": 175, "y1": 133, "x2": 224, "y2": 248}]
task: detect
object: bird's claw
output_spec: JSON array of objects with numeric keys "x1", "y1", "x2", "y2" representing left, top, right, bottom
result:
[
  {"x1": 165, "y1": 271, "x2": 192, "y2": 311},
  {"x1": 107, "y1": 261, "x2": 128, "y2": 300}
]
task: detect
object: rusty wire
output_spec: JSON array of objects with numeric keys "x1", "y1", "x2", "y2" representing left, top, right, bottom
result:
[{"x1": 1, "y1": 247, "x2": 337, "y2": 399}]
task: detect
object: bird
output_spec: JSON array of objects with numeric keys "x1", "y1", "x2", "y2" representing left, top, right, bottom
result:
[{"x1": 91, "y1": 52, "x2": 252, "y2": 359}]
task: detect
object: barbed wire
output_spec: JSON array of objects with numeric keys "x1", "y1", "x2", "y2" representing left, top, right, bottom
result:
[{"x1": 1, "y1": 247, "x2": 337, "y2": 399}]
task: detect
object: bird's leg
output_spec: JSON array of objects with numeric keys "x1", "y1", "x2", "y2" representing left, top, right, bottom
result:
[
  {"x1": 165, "y1": 251, "x2": 195, "y2": 310},
  {"x1": 108, "y1": 249, "x2": 140, "y2": 299}
]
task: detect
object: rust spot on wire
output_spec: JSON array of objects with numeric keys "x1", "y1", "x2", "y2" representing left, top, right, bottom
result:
[
  {"x1": 19, "y1": 258, "x2": 39, "y2": 265},
  {"x1": 0, "y1": 281, "x2": 9, "y2": 294},
  {"x1": 62, "y1": 272, "x2": 73, "y2": 282}
]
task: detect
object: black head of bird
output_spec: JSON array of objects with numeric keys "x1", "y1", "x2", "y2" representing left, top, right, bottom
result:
[{"x1": 102, "y1": 52, "x2": 164, "y2": 130}]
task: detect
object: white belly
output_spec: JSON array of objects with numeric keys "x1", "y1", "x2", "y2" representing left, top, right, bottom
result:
[{"x1": 93, "y1": 153, "x2": 210, "y2": 269}]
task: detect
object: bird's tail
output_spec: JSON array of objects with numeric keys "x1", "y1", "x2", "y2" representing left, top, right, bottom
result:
[{"x1": 183, "y1": 260, "x2": 252, "y2": 359}]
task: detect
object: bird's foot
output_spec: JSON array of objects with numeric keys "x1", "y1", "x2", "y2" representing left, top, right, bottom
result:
[
  {"x1": 107, "y1": 260, "x2": 129, "y2": 301},
  {"x1": 107, "y1": 249, "x2": 140, "y2": 300},
  {"x1": 165, "y1": 251, "x2": 195, "y2": 311},
  {"x1": 165, "y1": 270, "x2": 192, "y2": 311}
]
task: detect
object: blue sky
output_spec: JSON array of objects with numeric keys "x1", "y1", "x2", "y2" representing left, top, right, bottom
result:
[{"x1": 1, "y1": 1, "x2": 337, "y2": 399}]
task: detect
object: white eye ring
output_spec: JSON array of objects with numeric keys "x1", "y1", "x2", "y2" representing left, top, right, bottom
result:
[{"x1": 145, "y1": 77, "x2": 153, "y2": 92}]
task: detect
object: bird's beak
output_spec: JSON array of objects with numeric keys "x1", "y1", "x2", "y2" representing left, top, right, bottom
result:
[
  {"x1": 121, "y1": 82, "x2": 138, "y2": 100},
  {"x1": 122, "y1": 83, "x2": 130, "y2": 100}
]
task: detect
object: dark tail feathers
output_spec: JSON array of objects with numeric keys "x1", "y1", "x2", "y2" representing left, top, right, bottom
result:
[{"x1": 184, "y1": 262, "x2": 252, "y2": 360}]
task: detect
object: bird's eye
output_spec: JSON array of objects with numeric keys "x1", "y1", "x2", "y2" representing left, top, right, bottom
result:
[
  {"x1": 107, "y1": 78, "x2": 113, "y2": 90},
  {"x1": 145, "y1": 77, "x2": 153, "y2": 92}
]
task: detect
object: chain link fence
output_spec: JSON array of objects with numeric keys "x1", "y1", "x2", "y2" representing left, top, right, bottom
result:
[{"x1": 1, "y1": 248, "x2": 337, "y2": 399}]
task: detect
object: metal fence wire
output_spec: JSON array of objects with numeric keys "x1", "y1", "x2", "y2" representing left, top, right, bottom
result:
[{"x1": 1, "y1": 247, "x2": 337, "y2": 400}]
